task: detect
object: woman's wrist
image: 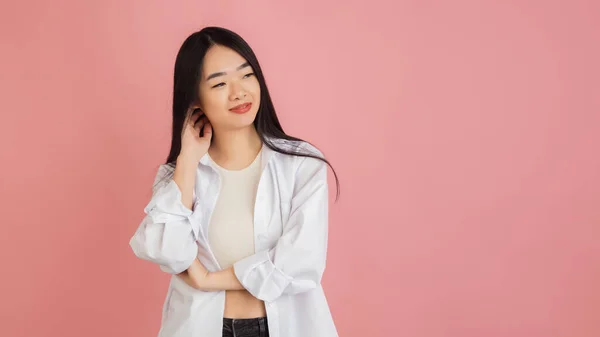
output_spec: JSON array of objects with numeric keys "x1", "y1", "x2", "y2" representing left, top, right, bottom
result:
[{"x1": 176, "y1": 153, "x2": 201, "y2": 167}]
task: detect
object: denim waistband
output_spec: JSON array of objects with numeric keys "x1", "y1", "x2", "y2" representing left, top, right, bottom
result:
[
  {"x1": 223, "y1": 317, "x2": 267, "y2": 323},
  {"x1": 222, "y1": 317, "x2": 268, "y2": 337}
]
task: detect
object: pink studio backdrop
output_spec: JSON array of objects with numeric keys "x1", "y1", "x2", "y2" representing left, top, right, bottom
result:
[{"x1": 1, "y1": 1, "x2": 599, "y2": 336}]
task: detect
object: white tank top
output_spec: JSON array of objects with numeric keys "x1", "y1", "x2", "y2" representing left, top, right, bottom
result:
[{"x1": 207, "y1": 150, "x2": 262, "y2": 270}]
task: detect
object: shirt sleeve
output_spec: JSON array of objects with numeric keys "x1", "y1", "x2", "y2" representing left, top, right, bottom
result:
[
  {"x1": 233, "y1": 151, "x2": 330, "y2": 302},
  {"x1": 129, "y1": 164, "x2": 200, "y2": 274}
]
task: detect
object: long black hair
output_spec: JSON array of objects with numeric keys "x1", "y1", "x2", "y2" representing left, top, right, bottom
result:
[{"x1": 164, "y1": 26, "x2": 340, "y2": 200}]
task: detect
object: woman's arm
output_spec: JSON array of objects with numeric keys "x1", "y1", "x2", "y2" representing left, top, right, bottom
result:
[
  {"x1": 129, "y1": 157, "x2": 202, "y2": 275},
  {"x1": 173, "y1": 155, "x2": 197, "y2": 210},
  {"x1": 178, "y1": 258, "x2": 244, "y2": 291}
]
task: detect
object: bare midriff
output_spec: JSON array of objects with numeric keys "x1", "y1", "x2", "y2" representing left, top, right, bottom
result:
[{"x1": 224, "y1": 289, "x2": 267, "y2": 318}]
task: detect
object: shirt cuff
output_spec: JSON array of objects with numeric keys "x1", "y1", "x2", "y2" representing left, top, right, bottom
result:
[{"x1": 233, "y1": 250, "x2": 294, "y2": 302}]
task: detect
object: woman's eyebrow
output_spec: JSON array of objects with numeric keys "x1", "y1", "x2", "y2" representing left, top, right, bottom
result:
[{"x1": 206, "y1": 62, "x2": 250, "y2": 81}]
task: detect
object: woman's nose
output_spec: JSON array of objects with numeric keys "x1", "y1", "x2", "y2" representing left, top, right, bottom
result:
[{"x1": 229, "y1": 82, "x2": 247, "y2": 100}]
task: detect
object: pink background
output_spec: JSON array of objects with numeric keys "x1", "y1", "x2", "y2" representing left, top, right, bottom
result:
[{"x1": 1, "y1": 1, "x2": 599, "y2": 336}]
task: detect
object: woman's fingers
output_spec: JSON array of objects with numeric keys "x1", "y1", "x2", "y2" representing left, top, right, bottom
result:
[
  {"x1": 185, "y1": 109, "x2": 211, "y2": 140},
  {"x1": 192, "y1": 111, "x2": 204, "y2": 126},
  {"x1": 201, "y1": 121, "x2": 212, "y2": 139},
  {"x1": 194, "y1": 116, "x2": 205, "y2": 130}
]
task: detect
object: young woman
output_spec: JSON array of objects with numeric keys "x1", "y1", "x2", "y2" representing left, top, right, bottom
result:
[{"x1": 129, "y1": 27, "x2": 340, "y2": 337}]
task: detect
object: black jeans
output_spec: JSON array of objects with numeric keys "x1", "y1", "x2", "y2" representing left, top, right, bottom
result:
[{"x1": 222, "y1": 317, "x2": 269, "y2": 337}]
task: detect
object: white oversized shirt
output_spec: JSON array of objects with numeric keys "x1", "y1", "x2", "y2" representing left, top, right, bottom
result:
[{"x1": 129, "y1": 138, "x2": 339, "y2": 337}]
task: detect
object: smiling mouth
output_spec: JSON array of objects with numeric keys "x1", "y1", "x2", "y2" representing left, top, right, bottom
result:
[{"x1": 229, "y1": 102, "x2": 252, "y2": 113}]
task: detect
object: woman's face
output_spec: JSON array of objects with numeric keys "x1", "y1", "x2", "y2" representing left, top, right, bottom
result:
[{"x1": 196, "y1": 45, "x2": 261, "y2": 132}]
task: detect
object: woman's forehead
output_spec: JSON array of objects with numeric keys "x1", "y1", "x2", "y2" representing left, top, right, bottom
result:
[{"x1": 202, "y1": 45, "x2": 249, "y2": 77}]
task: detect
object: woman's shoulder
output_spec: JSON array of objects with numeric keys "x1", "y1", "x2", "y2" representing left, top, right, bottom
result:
[
  {"x1": 150, "y1": 163, "x2": 176, "y2": 192},
  {"x1": 268, "y1": 138, "x2": 327, "y2": 180},
  {"x1": 155, "y1": 162, "x2": 175, "y2": 177}
]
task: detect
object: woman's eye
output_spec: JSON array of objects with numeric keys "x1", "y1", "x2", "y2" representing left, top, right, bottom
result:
[
  {"x1": 211, "y1": 82, "x2": 225, "y2": 88},
  {"x1": 243, "y1": 73, "x2": 255, "y2": 79}
]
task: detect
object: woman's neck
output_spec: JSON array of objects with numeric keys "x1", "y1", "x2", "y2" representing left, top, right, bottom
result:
[{"x1": 208, "y1": 126, "x2": 262, "y2": 170}]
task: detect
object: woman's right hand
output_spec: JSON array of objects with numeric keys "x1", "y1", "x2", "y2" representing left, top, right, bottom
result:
[{"x1": 179, "y1": 109, "x2": 212, "y2": 164}]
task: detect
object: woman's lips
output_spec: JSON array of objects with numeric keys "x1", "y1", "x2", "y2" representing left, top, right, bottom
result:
[{"x1": 229, "y1": 102, "x2": 252, "y2": 114}]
